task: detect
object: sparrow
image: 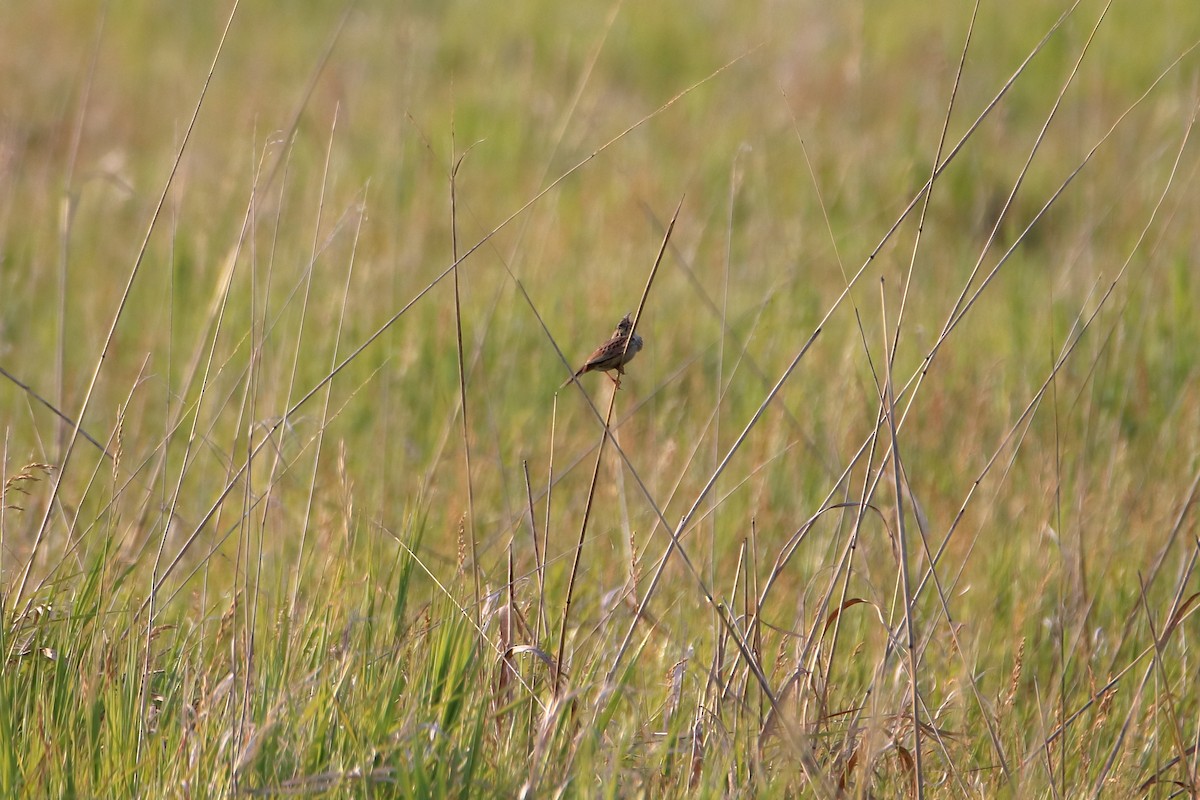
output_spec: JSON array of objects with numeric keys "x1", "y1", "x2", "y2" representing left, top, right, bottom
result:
[{"x1": 562, "y1": 313, "x2": 643, "y2": 389}]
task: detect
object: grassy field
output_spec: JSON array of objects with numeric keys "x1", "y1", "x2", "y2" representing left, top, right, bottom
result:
[{"x1": 3, "y1": 0, "x2": 1200, "y2": 796}]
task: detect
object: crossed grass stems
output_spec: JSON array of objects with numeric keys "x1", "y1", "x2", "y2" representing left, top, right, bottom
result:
[{"x1": 7, "y1": 0, "x2": 1200, "y2": 794}]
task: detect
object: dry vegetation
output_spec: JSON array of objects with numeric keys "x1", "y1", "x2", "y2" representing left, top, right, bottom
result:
[{"x1": 2, "y1": 0, "x2": 1200, "y2": 796}]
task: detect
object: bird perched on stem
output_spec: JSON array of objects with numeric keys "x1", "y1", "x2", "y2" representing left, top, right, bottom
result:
[{"x1": 562, "y1": 313, "x2": 643, "y2": 389}]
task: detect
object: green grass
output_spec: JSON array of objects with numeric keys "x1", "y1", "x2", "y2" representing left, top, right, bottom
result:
[{"x1": 2, "y1": 0, "x2": 1200, "y2": 796}]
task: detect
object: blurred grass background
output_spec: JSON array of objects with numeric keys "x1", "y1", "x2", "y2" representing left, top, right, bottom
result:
[{"x1": 2, "y1": 0, "x2": 1199, "y2": 796}]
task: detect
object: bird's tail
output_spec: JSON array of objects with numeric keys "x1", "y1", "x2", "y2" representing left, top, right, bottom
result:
[{"x1": 559, "y1": 367, "x2": 586, "y2": 390}]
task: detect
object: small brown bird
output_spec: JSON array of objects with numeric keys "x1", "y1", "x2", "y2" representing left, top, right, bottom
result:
[{"x1": 562, "y1": 313, "x2": 644, "y2": 389}]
